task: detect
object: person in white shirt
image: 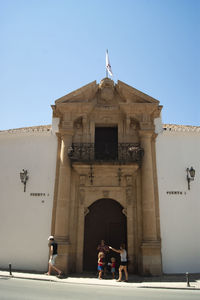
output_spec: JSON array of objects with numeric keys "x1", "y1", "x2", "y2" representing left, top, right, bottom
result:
[{"x1": 109, "y1": 243, "x2": 128, "y2": 282}]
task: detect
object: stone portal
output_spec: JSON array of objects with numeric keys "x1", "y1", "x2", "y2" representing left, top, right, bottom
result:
[{"x1": 51, "y1": 78, "x2": 163, "y2": 275}]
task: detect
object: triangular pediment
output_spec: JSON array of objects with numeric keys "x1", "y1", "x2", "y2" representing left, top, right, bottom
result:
[
  {"x1": 55, "y1": 78, "x2": 159, "y2": 105},
  {"x1": 55, "y1": 81, "x2": 98, "y2": 103},
  {"x1": 116, "y1": 80, "x2": 159, "y2": 104}
]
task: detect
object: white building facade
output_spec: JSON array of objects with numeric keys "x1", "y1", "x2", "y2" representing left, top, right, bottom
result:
[
  {"x1": 156, "y1": 124, "x2": 200, "y2": 273},
  {"x1": 0, "y1": 126, "x2": 58, "y2": 272},
  {"x1": 0, "y1": 81, "x2": 199, "y2": 274}
]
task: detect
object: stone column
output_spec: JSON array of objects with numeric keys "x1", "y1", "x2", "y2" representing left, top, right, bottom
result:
[
  {"x1": 125, "y1": 175, "x2": 135, "y2": 273},
  {"x1": 126, "y1": 194, "x2": 134, "y2": 272},
  {"x1": 139, "y1": 130, "x2": 162, "y2": 275},
  {"x1": 76, "y1": 204, "x2": 85, "y2": 273},
  {"x1": 54, "y1": 132, "x2": 73, "y2": 274}
]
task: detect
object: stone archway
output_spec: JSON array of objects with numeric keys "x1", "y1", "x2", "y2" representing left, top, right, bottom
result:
[{"x1": 83, "y1": 198, "x2": 127, "y2": 271}]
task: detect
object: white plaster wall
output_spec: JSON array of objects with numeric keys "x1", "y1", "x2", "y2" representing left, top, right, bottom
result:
[
  {"x1": 156, "y1": 129, "x2": 200, "y2": 273},
  {"x1": 0, "y1": 130, "x2": 58, "y2": 272}
]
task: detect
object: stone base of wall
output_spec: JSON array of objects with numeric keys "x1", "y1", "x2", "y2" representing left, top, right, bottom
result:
[
  {"x1": 56, "y1": 242, "x2": 70, "y2": 275},
  {"x1": 141, "y1": 241, "x2": 162, "y2": 275}
]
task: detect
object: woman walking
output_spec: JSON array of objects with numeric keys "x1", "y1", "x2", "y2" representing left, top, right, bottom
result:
[{"x1": 109, "y1": 244, "x2": 128, "y2": 282}]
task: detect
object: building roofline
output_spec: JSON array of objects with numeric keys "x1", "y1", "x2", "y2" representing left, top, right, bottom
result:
[
  {"x1": 0, "y1": 125, "x2": 52, "y2": 135},
  {"x1": 1, "y1": 123, "x2": 200, "y2": 135},
  {"x1": 163, "y1": 124, "x2": 200, "y2": 132}
]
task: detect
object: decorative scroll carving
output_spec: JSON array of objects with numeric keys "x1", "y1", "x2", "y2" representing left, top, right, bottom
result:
[
  {"x1": 84, "y1": 208, "x2": 89, "y2": 217},
  {"x1": 79, "y1": 189, "x2": 85, "y2": 205},
  {"x1": 122, "y1": 208, "x2": 127, "y2": 216},
  {"x1": 68, "y1": 143, "x2": 144, "y2": 165},
  {"x1": 99, "y1": 78, "x2": 115, "y2": 104}
]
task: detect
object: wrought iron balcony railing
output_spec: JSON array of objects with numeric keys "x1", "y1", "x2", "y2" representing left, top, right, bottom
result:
[{"x1": 68, "y1": 143, "x2": 144, "y2": 164}]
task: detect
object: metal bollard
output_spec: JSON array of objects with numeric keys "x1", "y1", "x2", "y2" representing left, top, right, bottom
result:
[
  {"x1": 9, "y1": 263, "x2": 12, "y2": 276},
  {"x1": 186, "y1": 272, "x2": 190, "y2": 287}
]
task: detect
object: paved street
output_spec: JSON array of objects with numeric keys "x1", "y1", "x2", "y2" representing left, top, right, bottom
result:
[{"x1": 1, "y1": 278, "x2": 200, "y2": 300}]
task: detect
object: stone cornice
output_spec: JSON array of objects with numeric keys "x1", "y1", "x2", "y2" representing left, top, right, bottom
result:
[
  {"x1": 116, "y1": 80, "x2": 159, "y2": 104},
  {"x1": 163, "y1": 124, "x2": 200, "y2": 133},
  {"x1": 1, "y1": 123, "x2": 199, "y2": 136},
  {"x1": 0, "y1": 125, "x2": 52, "y2": 136}
]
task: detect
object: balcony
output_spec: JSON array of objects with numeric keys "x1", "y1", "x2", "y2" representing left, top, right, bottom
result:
[{"x1": 68, "y1": 143, "x2": 144, "y2": 164}]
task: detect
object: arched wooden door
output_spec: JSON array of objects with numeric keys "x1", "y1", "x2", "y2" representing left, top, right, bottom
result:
[{"x1": 83, "y1": 198, "x2": 127, "y2": 271}]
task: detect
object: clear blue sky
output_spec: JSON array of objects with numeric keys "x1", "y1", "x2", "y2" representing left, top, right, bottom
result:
[{"x1": 0, "y1": 0, "x2": 199, "y2": 130}]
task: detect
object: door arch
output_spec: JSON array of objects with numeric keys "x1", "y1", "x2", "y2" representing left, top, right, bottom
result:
[{"x1": 83, "y1": 198, "x2": 127, "y2": 271}]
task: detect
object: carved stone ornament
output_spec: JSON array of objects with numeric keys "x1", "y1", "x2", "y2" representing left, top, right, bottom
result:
[
  {"x1": 99, "y1": 78, "x2": 114, "y2": 103},
  {"x1": 125, "y1": 175, "x2": 132, "y2": 186},
  {"x1": 84, "y1": 207, "x2": 90, "y2": 217},
  {"x1": 79, "y1": 189, "x2": 85, "y2": 205},
  {"x1": 122, "y1": 208, "x2": 127, "y2": 216},
  {"x1": 80, "y1": 175, "x2": 86, "y2": 186},
  {"x1": 74, "y1": 118, "x2": 82, "y2": 130},
  {"x1": 126, "y1": 188, "x2": 132, "y2": 205},
  {"x1": 103, "y1": 190, "x2": 109, "y2": 198}
]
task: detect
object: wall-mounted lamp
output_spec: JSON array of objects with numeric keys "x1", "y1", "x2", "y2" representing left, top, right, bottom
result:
[
  {"x1": 20, "y1": 169, "x2": 29, "y2": 192},
  {"x1": 186, "y1": 167, "x2": 195, "y2": 190}
]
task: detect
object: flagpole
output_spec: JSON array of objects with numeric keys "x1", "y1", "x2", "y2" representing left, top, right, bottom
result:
[
  {"x1": 106, "y1": 49, "x2": 113, "y2": 78},
  {"x1": 106, "y1": 49, "x2": 108, "y2": 77}
]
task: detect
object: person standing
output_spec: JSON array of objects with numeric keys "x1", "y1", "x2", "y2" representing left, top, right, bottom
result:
[
  {"x1": 109, "y1": 244, "x2": 128, "y2": 282},
  {"x1": 47, "y1": 236, "x2": 63, "y2": 277},
  {"x1": 97, "y1": 239, "x2": 109, "y2": 254},
  {"x1": 97, "y1": 240, "x2": 109, "y2": 275},
  {"x1": 108, "y1": 257, "x2": 116, "y2": 279},
  {"x1": 97, "y1": 252, "x2": 105, "y2": 279}
]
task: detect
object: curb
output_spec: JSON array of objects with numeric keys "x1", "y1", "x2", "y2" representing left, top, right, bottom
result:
[
  {"x1": 1, "y1": 274, "x2": 200, "y2": 291},
  {"x1": 139, "y1": 286, "x2": 200, "y2": 291},
  {"x1": 0, "y1": 274, "x2": 57, "y2": 283}
]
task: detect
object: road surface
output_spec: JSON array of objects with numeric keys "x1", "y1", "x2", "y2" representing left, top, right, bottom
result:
[{"x1": 0, "y1": 277, "x2": 200, "y2": 300}]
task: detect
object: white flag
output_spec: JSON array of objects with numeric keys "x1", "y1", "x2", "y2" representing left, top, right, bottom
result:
[{"x1": 106, "y1": 50, "x2": 113, "y2": 76}]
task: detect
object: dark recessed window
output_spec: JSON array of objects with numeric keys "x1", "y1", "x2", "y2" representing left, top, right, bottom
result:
[{"x1": 95, "y1": 127, "x2": 118, "y2": 160}]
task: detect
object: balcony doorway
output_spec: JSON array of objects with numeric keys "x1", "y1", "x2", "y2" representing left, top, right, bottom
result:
[{"x1": 95, "y1": 127, "x2": 118, "y2": 160}]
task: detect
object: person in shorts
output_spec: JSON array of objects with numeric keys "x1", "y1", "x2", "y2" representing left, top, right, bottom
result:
[
  {"x1": 46, "y1": 236, "x2": 63, "y2": 277},
  {"x1": 97, "y1": 240, "x2": 109, "y2": 275},
  {"x1": 97, "y1": 252, "x2": 105, "y2": 279},
  {"x1": 108, "y1": 257, "x2": 116, "y2": 279},
  {"x1": 109, "y1": 244, "x2": 128, "y2": 282}
]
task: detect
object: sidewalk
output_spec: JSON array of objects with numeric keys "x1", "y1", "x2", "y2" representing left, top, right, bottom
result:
[{"x1": 0, "y1": 270, "x2": 200, "y2": 290}]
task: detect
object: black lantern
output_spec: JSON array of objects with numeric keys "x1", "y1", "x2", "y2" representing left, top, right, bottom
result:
[
  {"x1": 186, "y1": 167, "x2": 195, "y2": 190},
  {"x1": 20, "y1": 169, "x2": 29, "y2": 192}
]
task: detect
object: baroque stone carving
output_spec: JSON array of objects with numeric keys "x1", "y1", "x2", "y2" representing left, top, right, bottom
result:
[
  {"x1": 122, "y1": 208, "x2": 127, "y2": 216},
  {"x1": 98, "y1": 78, "x2": 115, "y2": 104},
  {"x1": 80, "y1": 175, "x2": 86, "y2": 186},
  {"x1": 84, "y1": 207, "x2": 89, "y2": 217},
  {"x1": 74, "y1": 117, "x2": 83, "y2": 130},
  {"x1": 79, "y1": 189, "x2": 85, "y2": 205},
  {"x1": 125, "y1": 175, "x2": 132, "y2": 186},
  {"x1": 126, "y1": 188, "x2": 132, "y2": 205},
  {"x1": 103, "y1": 190, "x2": 109, "y2": 198}
]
